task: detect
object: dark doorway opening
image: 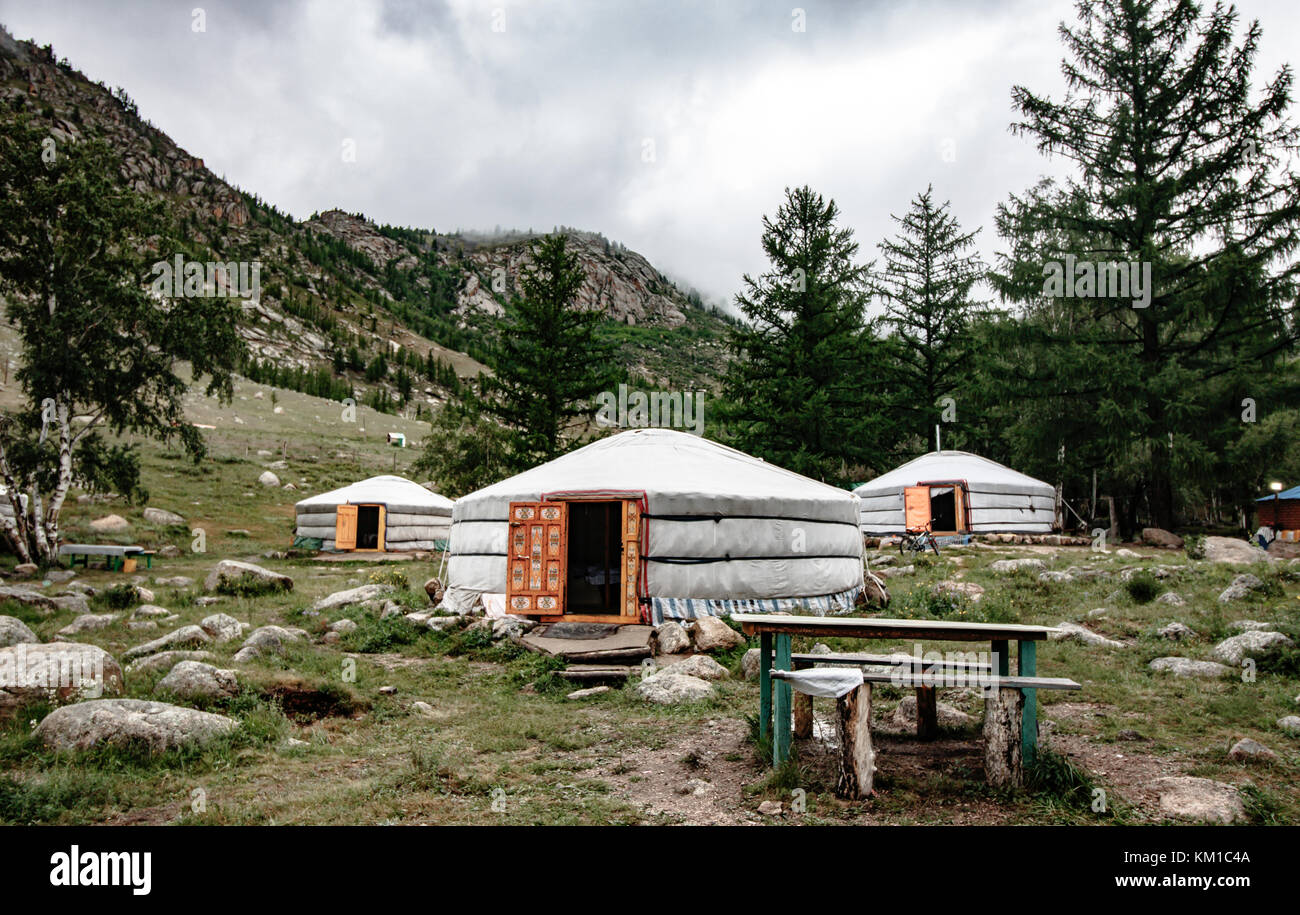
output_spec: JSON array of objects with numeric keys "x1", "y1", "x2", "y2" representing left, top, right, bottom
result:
[
  {"x1": 357, "y1": 505, "x2": 381, "y2": 549},
  {"x1": 565, "y1": 501, "x2": 622, "y2": 613},
  {"x1": 929, "y1": 488, "x2": 956, "y2": 532}
]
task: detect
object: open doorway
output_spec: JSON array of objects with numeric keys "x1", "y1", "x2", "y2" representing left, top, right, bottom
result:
[
  {"x1": 356, "y1": 505, "x2": 382, "y2": 550},
  {"x1": 564, "y1": 501, "x2": 623, "y2": 614},
  {"x1": 929, "y1": 487, "x2": 956, "y2": 532}
]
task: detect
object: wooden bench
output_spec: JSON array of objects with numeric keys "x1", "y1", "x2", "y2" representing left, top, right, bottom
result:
[
  {"x1": 790, "y1": 651, "x2": 993, "y2": 740},
  {"x1": 58, "y1": 543, "x2": 145, "y2": 572},
  {"x1": 773, "y1": 668, "x2": 1080, "y2": 796}
]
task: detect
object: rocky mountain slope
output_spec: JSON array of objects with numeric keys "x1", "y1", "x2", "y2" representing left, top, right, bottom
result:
[{"x1": 0, "y1": 26, "x2": 733, "y2": 413}]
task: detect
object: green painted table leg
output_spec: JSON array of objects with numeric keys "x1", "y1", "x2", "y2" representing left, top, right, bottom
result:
[
  {"x1": 1019, "y1": 639, "x2": 1037, "y2": 766},
  {"x1": 759, "y1": 632, "x2": 773, "y2": 743},
  {"x1": 991, "y1": 639, "x2": 1009, "y2": 677},
  {"x1": 773, "y1": 633, "x2": 792, "y2": 766}
]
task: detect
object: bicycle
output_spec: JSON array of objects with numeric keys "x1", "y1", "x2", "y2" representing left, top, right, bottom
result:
[{"x1": 898, "y1": 527, "x2": 941, "y2": 556}]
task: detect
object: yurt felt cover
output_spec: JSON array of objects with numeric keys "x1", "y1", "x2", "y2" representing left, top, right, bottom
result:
[
  {"x1": 855, "y1": 451, "x2": 1056, "y2": 534},
  {"x1": 445, "y1": 428, "x2": 864, "y2": 622},
  {"x1": 294, "y1": 475, "x2": 453, "y2": 550}
]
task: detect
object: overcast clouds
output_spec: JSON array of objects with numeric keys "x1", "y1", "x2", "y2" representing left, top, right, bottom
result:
[{"x1": 2, "y1": 0, "x2": 1298, "y2": 306}]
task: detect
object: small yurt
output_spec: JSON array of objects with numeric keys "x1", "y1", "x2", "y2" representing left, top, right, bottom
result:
[
  {"x1": 1256, "y1": 484, "x2": 1300, "y2": 542},
  {"x1": 443, "y1": 428, "x2": 864, "y2": 623},
  {"x1": 855, "y1": 451, "x2": 1055, "y2": 535},
  {"x1": 294, "y1": 475, "x2": 453, "y2": 552}
]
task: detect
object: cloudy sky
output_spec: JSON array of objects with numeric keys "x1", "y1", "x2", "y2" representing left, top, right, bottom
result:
[{"x1": 2, "y1": 0, "x2": 1297, "y2": 306}]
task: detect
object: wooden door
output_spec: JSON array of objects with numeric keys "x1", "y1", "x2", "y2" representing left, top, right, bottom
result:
[
  {"x1": 506, "y1": 501, "x2": 567, "y2": 615},
  {"x1": 620, "y1": 500, "x2": 641, "y2": 619},
  {"x1": 903, "y1": 486, "x2": 931, "y2": 532},
  {"x1": 376, "y1": 505, "x2": 386, "y2": 551},
  {"x1": 335, "y1": 504, "x2": 358, "y2": 550}
]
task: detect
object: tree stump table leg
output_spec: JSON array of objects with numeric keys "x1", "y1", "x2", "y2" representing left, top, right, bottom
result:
[
  {"x1": 915, "y1": 686, "x2": 938, "y2": 740},
  {"x1": 836, "y1": 683, "x2": 874, "y2": 799},
  {"x1": 984, "y1": 686, "x2": 1025, "y2": 787},
  {"x1": 793, "y1": 692, "x2": 813, "y2": 739}
]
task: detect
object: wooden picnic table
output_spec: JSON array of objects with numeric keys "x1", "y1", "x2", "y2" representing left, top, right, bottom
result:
[
  {"x1": 58, "y1": 543, "x2": 154, "y2": 571},
  {"x1": 733, "y1": 613, "x2": 1059, "y2": 774}
]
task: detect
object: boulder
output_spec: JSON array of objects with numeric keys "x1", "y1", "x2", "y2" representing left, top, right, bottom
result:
[
  {"x1": 989, "y1": 558, "x2": 1046, "y2": 574},
  {"x1": 1149, "y1": 657, "x2": 1229, "y2": 678},
  {"x1": 1115, "y1": 548, "x2": 1141, "y2": 558},
  {"x1": 125, "y1": 650, "x2": 216, "y2": 675},
  {"x1": 0, "y1": 616, "x2": 38, "y2": 648},
  {"x1": 634, "y1": 671, "x2": 716, "y2": 704},
  {"x1": 491, "y1": 616, "x2": 535, "y2": 639},
  {"x1": 1227, "y1": 619, "x2": 1271, "y2": 632},
  {"x1": 665, "y1": 654, "x2": 729, "y2": 680},
  {"x1": 34, "y1": 698, "x2": 237, "y2": 752},
  {"x1": 56, "y1": 613, "x2": 118, "y2": 636},
  {"x1": 123, "y1": 625, "x2": 212, "y2": 660},
  {"x1": 203, "y1": 560, "x2": 293, "y2": 593},
  {"x1": 310, "y1": 584, "x2": 393, "y2": 612},
  {"x1": 231, "y1": 625, "x2": 307, "y2": 663},
  {"x1": 258, "y1": 470, "x2": 280, "y2": 487},
  {"x1": 1038, "y1": 570, "x2": 1074, "y2": 583},
  {"x1": 1156, "y1": 621, "x2": 1196, "y2": 641},
  {"x1": 741, "y1": 648, "x2": 761, "y2": 681},
  {"x1": 143, "y1": 507, "x2": 185, "y2": 525},
  {"x1": 159, "y1": 545, "x2": 183, "y2": 559},
  {"x1": 1141, "y1": 528, "x2": 1184, "y2": 549},
  {"x1": 1202, "y1": 536, "x2": 1268, "y2": 565},
  {"x1": 198, "y1": 613, "x2": 244, "y2": 643},
  {"x1": 89, "y1": 514, "x2": 129, "y2": 532},
  {"x1": 0, "y1": 586, "x2": 59, "y2": 613},
  {"x1": 688, "y1": 616, "x2": 745, "y2": 652},
  {"x1": 0, "y1": 642, "x2": 124, "y2": 704},
  {"x1": 131, "y1": 604, "x2": 173, "y2": 619},
  {"x1": 154, "y1": 576, "x2": 193, "y2": 588},
  {"x1": 654, "y1": 621, "x2": 691, "y2": 655},
  {"x1": 1210, "y1": 630, "x2": 1293, "y2": 666},
  {"x1": 329, "y1": 618, "x2": 358, "y2": 634},
  {"x1": 1217, "y1": 573, "x2": 1264, "y2": 603},
  {"x1": 934, "y1": 580, "x2": 984, "y2": 603},
  {"x1": 11, "y1": 563, "x2": 38, "y2": 578},
  {"x1": 1155, "y1": 591, "x2": 1187, "y2": 607},
  {"x1": 154, "y1": 661, "x2": 240, "y2": 700},
  {"x1": 877, "y1": 565, "x2": 915, "y2": 578},
  {"x1": 1229, "y1": 737, "x2": 1277, "y2": 762},
  {"x1": 1155, "y1": 777, "x2": 1245, "y2": 824},
  {"x1": 1277, "y1": 716, "x2": 1300, "y2": 734},
  {"x1": 566, "y1": 686, "x2": 611, "y2": 700},
  {"x1": 1049, "y1": 622, "x2": 1125, "y2": 649}
]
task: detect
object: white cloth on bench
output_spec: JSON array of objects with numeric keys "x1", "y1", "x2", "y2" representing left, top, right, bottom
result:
[{"x1": 779, "y1": 667, "x2": 864, "y2": 699}]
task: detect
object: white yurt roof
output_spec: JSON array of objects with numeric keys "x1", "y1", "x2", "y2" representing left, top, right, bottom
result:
[
  {"x1": 855, "y1": 451, "x2": 1054, "y2": 498},
  {"x1": 455, "y1": 428, "x2": 855, "y2": 519},
  {"x1": 296, "y1": 475, "x2": 454, "y2": 513}
]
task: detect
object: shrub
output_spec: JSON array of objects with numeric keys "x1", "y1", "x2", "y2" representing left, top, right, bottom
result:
[
  {"x1": 367, "y1": 568, "x2": 410, "y2": 590},
  {"x1": 1184, "y1": 533, "x2": 1206, "y2": 560},
  {"x1": 215, "y1": 573, "x2": 284, "y2": 599},
  {"x1": 1123, "y1": 571, "x2": 1161, "y2": 604},
  {"x1": 94, "y1": 583, "x2": 139, "y2": 611}
]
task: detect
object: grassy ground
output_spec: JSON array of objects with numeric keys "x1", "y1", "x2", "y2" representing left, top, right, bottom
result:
[{"x1": 0, "y1": 380, "x2": 1297, "y2": 825}]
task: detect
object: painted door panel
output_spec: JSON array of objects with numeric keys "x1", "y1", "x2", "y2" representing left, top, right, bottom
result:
[{"x1": 506, "y1": 501, "x2": 566, "y2": 615}]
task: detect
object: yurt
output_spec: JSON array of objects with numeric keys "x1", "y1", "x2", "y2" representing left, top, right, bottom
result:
[
  {"x1": 294, "y1": 475, "x2": 453, "y2": 552},
  {"x1": 1256, "y1": 484, "x2": 1300, "y2": 542},
  {"x1": 443, "y1": 428, "x2": 864, "y2": 623},
  {"x1": 855, "y1": 451, "x2": 1056, "y2": 535}
]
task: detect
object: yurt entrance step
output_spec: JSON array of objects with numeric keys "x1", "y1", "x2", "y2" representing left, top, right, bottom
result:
[
  {"x1": 519, "y1": 623, "x2": 654, "y2": 666},
  {"x1": 558, "y1": 664, "x2": 639, "y2": 683}
]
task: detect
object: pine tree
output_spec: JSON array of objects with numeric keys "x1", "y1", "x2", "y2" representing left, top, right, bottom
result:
[
  {"x1": 719, "y1": 186, "x2": 883, "y2": 485},
  {"x1": 994, "y1": 0, "x2": 1300, "y2": 529},
  {"x1": 477, "y1": 233, "x2": 617, "y2": 469},
  {"x1": 874, "y1": 186, "x2": 985, "y2": 451}
]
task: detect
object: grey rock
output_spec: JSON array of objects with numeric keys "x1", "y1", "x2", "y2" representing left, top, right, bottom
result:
[
  {"x1": 56, "y1": 613, "x2": 118, "y2": 636},
  {"x1": 654, "y1": 621, "x2": 691, "y2": 654},
  {"x1": 89, "y1": 514, "x2": 129, "y2": 532},
  {"x1": 635, "y1": 671, "x2": 716, "y2": 704},
  {"x1": 258, "y1": 470, "x2": 280, "y2": 487},
  {"x1": 0, "y1": 586, "x2": 59, "y2": 613},
  {"x1": 1155, "y1": 591, "x2": 1187, "y2": 607},
  {"x1": 566, "y1": 686, "x2": 611, "y2": 700},
  {"x1": 122, "y1": 625, "x2": 212, "y2": 660},
  {"x1": 1217, "y1": 574, "x2": 1265, "y2": 603},
  {"x1": 1155, "y1": 777, "x2": 1245, "y2": 824},
  {"x1": 231, "y1": 625, "x2": 307, "y2": 663},
  {"x1": 1210, "y1": 630, "x2": 1293, "y2": 666},
  {"x1": 741, "y1": 648, "x2": 761, "y2": 681},
  {"x1": 990, "y1": 558, "x2": 1046, "y2": 574},
  {"x1": 1227, "y1": 619, "x2": 1271, "y2": 632},
  {"x1": 1050, "y1": 621, "x2": 1125, "y2": 649},
  {"x1": 329, "y1": 618, "x2": 358, "y2": 634},
  {"x1": 203, "y1": 560, "x2": 293, "y2": 593},
  {"x1": 664, "y1": 654, "x2": 729, "y2": 680},
  {"x1": 34, "y1": 698, "x2": 236, "y2": 752},
  {"x1": 1157, "y1": 621, "x2": 1197, "y2": 641},
  {"x1": 154, "y1": 576, "x2": 193, "y2": 588},
  {"x1": 0, "y1": 642, "x2": 125, "y2": 703},
  {"x1": 154, "y1": 660, "x2": 239, "y2": 700},
  {"x1": 199, "y1": 613, "x2": 244, "y2": 643},
  {"x1": 1228, "y1": 738, "x2": 1277, "y2": 761},
  {"x1": 125, "y1": 650, "x2": 217, "y2": 674},
  {"x1": 0, "y1": 615, "x2": 38, "y2": 648},
  {"x1": 1202, "y1": 536, "x2": 1269, "y2": 565},
  {"x1": 1149, "y1": 657, "x2": 1229, "y2": 678},
  {"x1": 143, "y1": 507, "x2": 185, "y2": 525},
  {"x1": 1277, "y1": 716, "x2": 1300, "y2": 734},
  {"x1": 688, "y1": 616, "x2": 745, "y2": 652},
  {"x1": 310, "y1": 584, "x2": 393, "y2": 612}
]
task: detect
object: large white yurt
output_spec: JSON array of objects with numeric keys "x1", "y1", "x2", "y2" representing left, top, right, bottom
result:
[
  {"x1": 294, "y1": 475, "x2": 453, "y2": 552},
  {"x1": 854, "y1": 451, "x2": 1056, "y2": 535},
  {"x1": 444, "y1": 428, "x2": 864, "y2": 623}
]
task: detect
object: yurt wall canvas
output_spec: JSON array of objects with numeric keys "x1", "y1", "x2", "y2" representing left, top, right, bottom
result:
[
  {"x1": 444, "y1": 429, "x2": 864, "y2": 623},
  {"x1": 294, "y1": 475, "x2": 453, "y2": 552},
  {"x1": 855, "y1": 451, "x2": 1056, "y2": 535}
]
